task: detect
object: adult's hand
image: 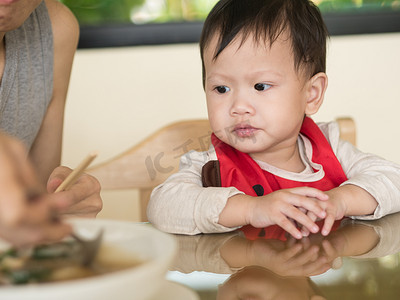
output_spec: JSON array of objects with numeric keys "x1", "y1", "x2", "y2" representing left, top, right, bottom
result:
[
  {"x1": 0, "y1": 132, "x2": 71, "y2": 247},
  {"x1": 47, "y1": 166, "x2": 102, "y2": 218}
]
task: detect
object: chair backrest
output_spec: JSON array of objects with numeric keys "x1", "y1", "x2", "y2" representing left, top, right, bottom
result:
[
  {"x1": 88, "y1": 119, "x2": 212, "y2": 220},
  {"x1": 335, "y1": 117, "x2": 356, "y2": 146},
  {"x1": 88, "y1": 117, "x2": 355, "y2": 221}
]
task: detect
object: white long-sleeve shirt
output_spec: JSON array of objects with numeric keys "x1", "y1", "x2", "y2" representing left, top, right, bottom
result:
[{"x1": 148, "y1": 121, "x2": 400, "y2": 235}]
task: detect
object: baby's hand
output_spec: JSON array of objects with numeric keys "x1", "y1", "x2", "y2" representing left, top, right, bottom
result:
[
  {"x1": 250, "y1": 238, "x2": 330, "y2": 276},
  {"x1": 247, "y1": 187, "x2": 328, "y2": 239},
  {"x1": 301, "y1": 190, "x2": 347, "y2": 237},
  {"x1": 319, "y1": 191, "x2": 347, "y2": 236}
]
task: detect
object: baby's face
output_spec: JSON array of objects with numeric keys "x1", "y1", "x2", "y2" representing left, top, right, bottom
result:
[
  {"x1": 217, "y1": 266, "x2": 320, "y2": 300},
  {"x1": 203, "y1": 32, "x2": 312, "y2": 165}
]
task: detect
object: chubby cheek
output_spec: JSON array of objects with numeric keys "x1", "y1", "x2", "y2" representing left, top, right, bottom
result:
[
  {"x1": 206, "y1": 98, "x2": 218, "y2": 129},
  {"x1": 208, "y1": 112, "x2": 223, "y2": 135},
  {"x1": 206, "y1": 113, "x2": 226, "y2": 142},
  {"x1": 268, "y1": 112, "x2": 304, "y2": 142},
  {"x1": 206, "y1": 99, "x2": 224, "y2": 129}
]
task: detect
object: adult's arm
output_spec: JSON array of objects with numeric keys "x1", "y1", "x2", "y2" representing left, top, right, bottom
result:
[
  {"x1": 30, "y1": 1, "x2": 102, "y2": 218},
  {"x1": 29, "y1": 0, "x2": 79, "y2": 185}
]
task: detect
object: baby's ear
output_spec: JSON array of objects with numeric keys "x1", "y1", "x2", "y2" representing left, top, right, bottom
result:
[{"x1": 305, "y1": 72, "x2": 328, "y2": 115}]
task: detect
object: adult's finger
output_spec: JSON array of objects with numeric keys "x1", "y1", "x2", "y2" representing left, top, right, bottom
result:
[
  {"x1": 0, "y1": 222, "x2": 72, "y2": 248},
  {"x1": 0, "y1": 133, "x2": 40, "y2": 189},
  {"x1": 0, "y1": 144, "x2": 41, "y2": 225},
  {"x1": 48, "y1": 173, "x2": 102, "y2": 217},
  {"x1": 47, "y1": 166, "x2": 72, "y2": 193}
]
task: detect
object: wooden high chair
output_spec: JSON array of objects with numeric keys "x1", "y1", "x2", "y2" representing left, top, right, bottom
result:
[{"x1": 87, "y1": 117, "x2": 355, "y2": 221}]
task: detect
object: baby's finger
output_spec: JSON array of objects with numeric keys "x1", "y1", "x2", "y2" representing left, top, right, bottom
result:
[
  {"x1": 321, "y1": 214, "x2": 336, "y2": 236},
  {"x1": 308, "y1": 211, "x2": 318, "y2": 222},
  {"x1": 301, "y1": 257, "x2": 331, "y2": 276},
  {"x1": 321, "y1": 239, "x2": 336, "y2": 257},
  {"x1": 276, "y1": 216, "x2": 303, "y2": 240},
  {"x1": 290, "y1": 187, "x2": 329, "y2": 201},
  {"x1": 298, "y1": 207, "x2": 307, "y2": 214},
  {"x1": 300, "y1": 211, "x2": 318, "y2": 237},
  {"x1": 289, "y1": 196, "x2": 326, "y2": 220},
  {"x1": 303, "y1": 211, "x2": 321, "y2": 236},
  {"x1": 321, "y1": 240, "x2": 343, "y2": 269},
  {"x1": 280, "y1": 243, "x2": 303, "y2": 260},
  {"x1": 292, "y1": 244, "x2": 320, "y2": 265},
  {"x1": 285, "y1": 207, "x2": 320, "y2": 236},
  {"x1": 285, "y1": 235, "x2": 299, "y2": 248},
  {"x1": 301, "y1": 227, "x2": 310, "y2": 237},
  {"x1": 300, "y1": 236, "x2": 311, "y2": 249}
]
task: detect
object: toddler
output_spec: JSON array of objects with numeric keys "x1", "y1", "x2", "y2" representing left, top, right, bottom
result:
[{"x1": 148, "y1": 0, "x2": 400, "y2": 239}]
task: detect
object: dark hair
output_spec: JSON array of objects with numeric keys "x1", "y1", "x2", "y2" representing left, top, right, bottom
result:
[{"x1": 199, "y1": 0, "x2": 329, "y2": 87}]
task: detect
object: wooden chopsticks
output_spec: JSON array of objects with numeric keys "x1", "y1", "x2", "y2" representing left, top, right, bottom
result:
[{"x1": 55, "y1": 152, "x2": 98, "y2": 192}]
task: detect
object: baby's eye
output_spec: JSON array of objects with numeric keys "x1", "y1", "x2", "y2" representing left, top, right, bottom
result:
[
  {"x1": 254, "y1": 83, "x2": 271, "y2": 91},
  {"x1": 215, "y1": 86, "x2": 230, "y2": 94}
]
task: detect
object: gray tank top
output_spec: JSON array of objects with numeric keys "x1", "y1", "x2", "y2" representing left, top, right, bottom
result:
[{"x1": 0, "y1": 1, "x2": 53, "y2": 149}]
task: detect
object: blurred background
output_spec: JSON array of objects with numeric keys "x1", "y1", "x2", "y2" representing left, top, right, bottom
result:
[
  {"x1": 58, "y1": 0, "x2": 400, "y2": 221},
  {"x1": 60, "y1": 0, "x2": 399, "y2": 25}
]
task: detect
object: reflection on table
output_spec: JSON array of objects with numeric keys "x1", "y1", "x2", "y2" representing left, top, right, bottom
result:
[{"x1": 167, "y1": 212, "x2": 400, "y2": 299}]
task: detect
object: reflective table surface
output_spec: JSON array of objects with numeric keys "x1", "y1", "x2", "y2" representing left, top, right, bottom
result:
[{"x1": 166, "y1": 212, "x2": 400, "y2": 299}]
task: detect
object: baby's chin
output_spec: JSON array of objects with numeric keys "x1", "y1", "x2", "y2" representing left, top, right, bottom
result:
[{"x1": 219, "y1": 136, "x2": 262, "y2": 154}]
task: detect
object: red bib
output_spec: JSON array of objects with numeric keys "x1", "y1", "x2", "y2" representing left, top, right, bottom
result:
[{"x1": 212, "y1": 117, "x2": 347, "y2": 240}]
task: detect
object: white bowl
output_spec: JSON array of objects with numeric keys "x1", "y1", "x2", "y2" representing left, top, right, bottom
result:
[{"x1": 0, "y1": 219, "x2": 177, "y2": 300}]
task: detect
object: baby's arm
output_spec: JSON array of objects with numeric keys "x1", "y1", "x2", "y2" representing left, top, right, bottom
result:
[
  {"x1": 149, "y1": 148, "x2": 330, "y2": 238},
  {"x1": 318, "y1": 184, "x2": 377, "y2": 235},
  {"x1": 147, "y1": 149, "x2": 243, "y2": 234},
  {"x1": 219, "y1": 187, "x2": 328, "y2": 239},
  {"x1": 149, "y1": 148, "x2": 328, "y2": 238},
  {"x1": 314, "y1": 122, "x2": 400, "y2": 235}
]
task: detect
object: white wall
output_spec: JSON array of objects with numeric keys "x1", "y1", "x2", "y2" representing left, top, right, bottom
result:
[{"x1": 62, "y1": 33, "x2": 400, "y2": 221}]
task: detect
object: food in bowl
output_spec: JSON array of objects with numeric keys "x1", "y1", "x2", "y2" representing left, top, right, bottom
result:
[
  {"x1": 0, "y1": 219, "x2": 177, "y2": 300},
  {"x1": 0, "y1": 239, "x2": 143, "y2": 285}
]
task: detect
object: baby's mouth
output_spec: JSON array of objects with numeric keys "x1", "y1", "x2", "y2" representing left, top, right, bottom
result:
[{"x1": 233, "y1": 124, "x2": 258, "y2": 138}]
